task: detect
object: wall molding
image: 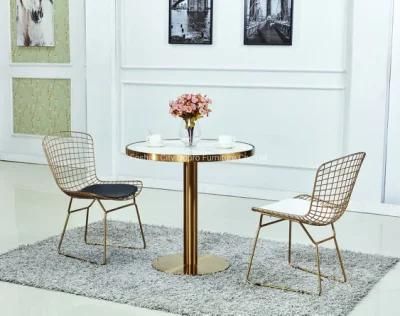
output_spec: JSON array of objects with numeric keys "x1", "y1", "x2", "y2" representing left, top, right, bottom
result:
[
  {"x1": 10, "y1": 69, "x2": 73, "y2": 79},
  {"x1": 10, "y1": 63, "x2": 72, "y2": 68},
  {"x1": 121, "y1": 80, "x2": 345, "y2": 91},
  {"x1": 226, "y1": 159, "x2": 316, "y2": 170},
  {"x1": 12, "y1": 133, "x2": 43, "y2": 139},
  {"x1": 121, "y1": 65, "x2": 347, "y2": 74},
  {"x1": 0, "y1": 153, "x2": 46, "y2": 165}
]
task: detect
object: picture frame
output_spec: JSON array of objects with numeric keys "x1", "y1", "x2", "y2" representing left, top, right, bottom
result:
[
  {"x1": 169, "y1": 0, "x2": 213, "y2": 45},
  {"x1": 16, "y1": 0, "x2": 55, "y2": 47},
  {"x1": 244, "y1": 0, "x2": 294, "y2": 46}
]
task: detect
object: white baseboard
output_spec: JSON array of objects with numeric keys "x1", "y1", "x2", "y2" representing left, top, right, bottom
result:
[
  {"x1": 348, "y1": 201, "x2": 400, "y2": 217},
  {"x1": 0, "y1": 153, "x2": 46, "y2": 165}
]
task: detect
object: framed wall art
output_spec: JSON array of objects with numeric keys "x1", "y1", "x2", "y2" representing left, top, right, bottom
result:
[
  {"x1": 244, "y1": 0, "x2": 293, "y2": 45},
  {"x1": 169, "y1": 0, "x2": 213, "y2": 45},
  {"x1": 16, "y1": 0, "x2": 55, "y2": 47}
]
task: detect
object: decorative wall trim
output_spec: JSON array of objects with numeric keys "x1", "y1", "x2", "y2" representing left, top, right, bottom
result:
[
  {"x1": 0, "y1": 153, "x2": 46, "y2": 164},
  {"x1": 11, "y1": 68, "x2": 72, "y2": 79},
  {"x1": 10, "y1": 63, "x2": 73, "y2": 68},
  {"x1": 12, "y1": 133, "x2": 43, "y2": 139},
  {"x1": 121, "y1": 80, "x2": 345, "y2": 91},
  {"x1": 226, "y1": 159, "x2": 316, "y2": 170},
  {"x1": 121, "y1": 65, "x2": 347, "y2": 74}
]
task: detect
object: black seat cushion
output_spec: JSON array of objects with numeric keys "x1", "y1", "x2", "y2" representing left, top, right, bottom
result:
[{"x1": 80, "y1": 184, "x2": 138, "y2": 199}]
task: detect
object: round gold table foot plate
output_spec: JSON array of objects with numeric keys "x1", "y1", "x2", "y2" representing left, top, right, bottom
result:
[{"x1": 152, "y1": 254, "x2": 230, "y2": 275}]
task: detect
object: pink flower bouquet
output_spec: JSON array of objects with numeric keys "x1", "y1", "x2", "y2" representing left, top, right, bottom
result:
[
  {"x1": 169, "y1": 93, "x2": 212, "y2": 146},
  {"x1": 169, "y1": 93, "x2": 212, "y2": 127}
]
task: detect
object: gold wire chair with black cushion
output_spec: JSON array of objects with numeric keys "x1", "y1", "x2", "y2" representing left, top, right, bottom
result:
[
  {"x1": 247, "y1": 152, "x2": 366, "y2": 295},
  {"x1": 42, "y1": 131, "x2": 146, "y2": 265}
]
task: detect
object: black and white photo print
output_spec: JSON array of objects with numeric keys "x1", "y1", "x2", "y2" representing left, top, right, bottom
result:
[
  {"x1": 244, "y1": 0, "x2": 293, "y2": 45},
  {"x1": 16, "y1": 0, "x2": 54, "y2": 47},
  {"x1": 169, "y1": 0, "x2": 213, "y2": 45}
]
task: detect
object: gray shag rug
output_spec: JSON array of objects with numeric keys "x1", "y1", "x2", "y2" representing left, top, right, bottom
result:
[{"x1": 0, "y1": 221, "x2": 398, "y2": 316}]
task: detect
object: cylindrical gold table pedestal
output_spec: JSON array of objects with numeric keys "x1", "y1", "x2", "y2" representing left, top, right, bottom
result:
[
  {"x1": 184, "y1": 161, "x2": 198, "y2": 274},
  {"x1": 152, "y1": 162, "x2": 230, "y2": 275}
]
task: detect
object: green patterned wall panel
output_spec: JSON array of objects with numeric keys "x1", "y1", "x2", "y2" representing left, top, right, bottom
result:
[
  {"x1": 11, "y1": 0, "x2": 70, "y2": 63},
  {"x1": 13, "y1": 78, "x2": 71, "y2": 135}
]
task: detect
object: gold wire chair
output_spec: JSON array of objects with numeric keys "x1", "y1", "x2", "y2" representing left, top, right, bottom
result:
[
  {"x1": 42, "y1": 131, "x2": 146, "y2": 265},
  {"x1": 247, "y1": 152, "x2": 366, "y2": 295}
]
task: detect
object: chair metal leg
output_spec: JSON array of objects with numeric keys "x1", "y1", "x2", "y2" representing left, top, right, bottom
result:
[
  {"x1": 315, "y1": 244, "x2": 322, "y2": 296},
  {"x1": 288, "y1": 220, "x2": 292, "y2": 265},
  {"x1": 86, "y1": 198, "x2": 146, "y2": 250},
  {"x1": 84, "y1": 208, "x2": 89, "y2": 244},
  {"x1": 246, "y1": 215, "x2": 263, "y2": 281},
  {"x1": 247, "y1": 219, "x2": 347, "y2": 296},
  {"x1": 332, "y1": 224, "x2": 347, "y2": 282},
  {"x1": 58, "y1": 198, "x2": 100, "y2": 264},
  {"x1": 96, "y1": 199, "x2": 109, "y2": 265},
  {"x1": 84, "y1": 200, "x2": 95, "y2": 244},
  {"x1": 58, "y1": 197, "x2": 146, "y2": 265},
  {"x1": 294, "y1": 223, "x2": 347, "y2": 282},
  {"x1": 246, "y1": 216, "x2": 316, "y2": 295},
  {"x1": 103, "y1": 211, "x2": 108, "y2": 265},
  {"x1": 58, "y1": 197, "x2": 73, "y2": 254},
  {"x1": 134, "y1": 197, "x2": 146, "y2": 249}
]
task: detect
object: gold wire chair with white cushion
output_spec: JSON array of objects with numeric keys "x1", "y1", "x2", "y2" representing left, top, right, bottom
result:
[
  {"x1": 42, "y1": 131, "x2": 146, "y2": 265},
  {"x1": 247, "y1": 152, "x2": 366, "y2": 295}
]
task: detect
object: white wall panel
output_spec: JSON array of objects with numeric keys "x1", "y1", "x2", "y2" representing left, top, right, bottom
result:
[
  {"x1": 346, "y1": 0, "x2": 393, "y2": 203},
  {"x1": 120, "y1": 68, "x2": 346, "y2": 88},
  {"x1": 86, "y1": 0, "x2": 117, "y2": 175},
  {"x1": 385, "y1": 0, "x2": 400, "y2": 204},
  {"x1": 121, "y1": 0, "x2": 348, "y2": 70}
]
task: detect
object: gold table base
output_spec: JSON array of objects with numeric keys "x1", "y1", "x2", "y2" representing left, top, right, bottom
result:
[{"x1": 152, "y1": 254, "x2": 230, "y2": 275}]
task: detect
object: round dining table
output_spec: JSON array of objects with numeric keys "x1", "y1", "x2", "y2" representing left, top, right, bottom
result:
[{"x1": 126, "y1": 139, "x2": 255, "y2": 275}]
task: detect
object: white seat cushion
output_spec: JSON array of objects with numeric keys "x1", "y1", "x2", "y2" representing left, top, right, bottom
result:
[{"x1": 257, "y1": 198, "x2": 310, "y2": 216}]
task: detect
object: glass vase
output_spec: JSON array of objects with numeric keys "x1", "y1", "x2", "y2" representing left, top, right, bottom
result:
[{"x1": 179, "y1": 120, "x2": 201, "y2": 147}]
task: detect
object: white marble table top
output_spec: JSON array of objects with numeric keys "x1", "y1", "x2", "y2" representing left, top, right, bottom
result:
[{"x1": 126, "y1": 139, "x2": 255, "y2": 163}]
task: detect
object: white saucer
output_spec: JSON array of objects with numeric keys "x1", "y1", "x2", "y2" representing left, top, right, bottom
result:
[
  {"x1": 147, "y1": 142, "x2": 165, "y2": 148},
  {"x1": 217, "y1": 143, "x2": 235, "y2": 149}
]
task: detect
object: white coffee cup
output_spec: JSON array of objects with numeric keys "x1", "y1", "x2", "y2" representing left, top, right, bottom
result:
[
  {"x1": 218, "y1": 135, "x2": 235, "y2": 148},
  {"x1": 147, "y1": 134, "x2": 163, "y2": 146}
]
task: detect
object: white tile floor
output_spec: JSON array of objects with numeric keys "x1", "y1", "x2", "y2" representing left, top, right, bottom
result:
[{"x1": 0, "y1": 161, "x2": 399, "y2": 316}]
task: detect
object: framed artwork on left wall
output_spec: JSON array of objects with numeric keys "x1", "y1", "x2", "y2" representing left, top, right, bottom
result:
[
  {"x1": 244, "y1": 0, "x2": 293, "y2": 45},
  {"x1": 169, "y1": 0, "x2": 213, "y2": 45},
  {"x1": 16, "y1": 0, "x2": 55, "y2": 47}
]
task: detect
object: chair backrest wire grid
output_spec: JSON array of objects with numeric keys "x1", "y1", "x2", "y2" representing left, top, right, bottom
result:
[
  {"x1": 305, "y1": 152, "x2": 366, "y2": 225},
  {"x1": 42, "y1": 131, "x2": 98, "y2": 193}
]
